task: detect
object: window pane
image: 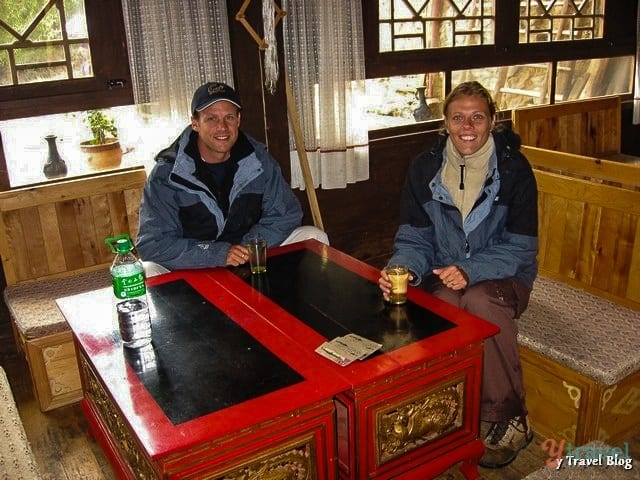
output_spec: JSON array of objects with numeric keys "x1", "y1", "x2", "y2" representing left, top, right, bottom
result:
[
  {"x1": 17, "y1": 64, "x2": 67, "y2": 84},
  {"x1": 453, "y1": 63, "x2": 551, "y2": 110},
  {"x1": 0, "y1": 28, "x2": 12, "y2": 46},
  {"x1": 1, "y1": 1, "x2": 45, "y2": 35},
  {"x1": 0, "y1": 0, "x2": 93, "y2": 86},
  {"x1": 65, "y1": 0, "x2": 89, "y2": 39},
  {"x1": 0, "y1": 50, "x2": 10, "y2": 85},
  {"x1": 378, "y1": 0, "x2": 495, "y2": 52},
  {"x1": 519, "y1": 0, "x2": 605, "y2": 43},
  {"x1": 29, "y1": 7, "x2": 63, "y2": 41},
  {"x1": 363, "y1": 73, "x2": 446, "y2": 130},
  {"x1": 70, "y1": 43, "x2": 92, "y2": 78},
  {"x1": 556, "y1": 56, "x2": 634, "y2": 102},
  {"x1": 15, "y1": 45, "x2": 65, "y2": 65}
]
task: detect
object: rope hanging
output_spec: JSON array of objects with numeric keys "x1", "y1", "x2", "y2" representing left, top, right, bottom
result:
[
  {"x1": 262, "y1": 0, "x2": 279, "y2": 95},
  {"x1": 235, "y1": 0, "x2": 324, "y2": 230}
]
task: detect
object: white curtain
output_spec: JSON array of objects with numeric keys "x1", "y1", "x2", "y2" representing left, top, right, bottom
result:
[
  {"x1": 634, "y1": 1, "x2": 640, "y2": 124},
  {"x1": 121, "y1": 0, "x2": 234, "y2": 125},
  {"x1": 283, "y1": 0, "x2": 369, "y2": 190}
]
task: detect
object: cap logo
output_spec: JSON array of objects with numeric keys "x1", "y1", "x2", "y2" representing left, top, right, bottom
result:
[{"x1": 208, "y1": 83, "x2": 226, "y2": 96}]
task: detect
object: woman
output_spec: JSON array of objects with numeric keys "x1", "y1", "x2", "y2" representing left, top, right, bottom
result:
[{"x1": 379, "y1": 81, "x2": 538, "y2": 468}]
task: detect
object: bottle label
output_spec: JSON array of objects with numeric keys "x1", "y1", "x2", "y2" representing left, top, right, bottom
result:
[{"x1": 112, "y1": 273, "x2": 146, "y2": 298}]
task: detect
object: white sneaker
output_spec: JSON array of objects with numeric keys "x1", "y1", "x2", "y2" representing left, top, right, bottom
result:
[{"x1": 479, "y1": 415, "x2": 533, "y2": 468}]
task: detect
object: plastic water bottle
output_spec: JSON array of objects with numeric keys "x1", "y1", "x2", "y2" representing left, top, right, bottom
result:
[{"x1": 105, "y1": 234, "x2": 152, "y2": 348}]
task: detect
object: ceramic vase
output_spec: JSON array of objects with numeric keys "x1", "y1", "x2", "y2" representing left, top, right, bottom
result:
[{"x1": 43, "y1": 134, "x2": 68, "y2": 179}]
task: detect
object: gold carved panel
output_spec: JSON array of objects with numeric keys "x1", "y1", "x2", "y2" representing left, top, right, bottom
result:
[
  {"x1": 209, "y1": 435, "x2": 317, "y2": 480},
  {"x1": 376, "y1": 378, "x2": 465, "y2": 465},
  {"x1": 81, "y1": 356, "x2": 157, "y2": 479}
]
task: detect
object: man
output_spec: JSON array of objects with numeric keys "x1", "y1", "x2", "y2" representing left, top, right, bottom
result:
[{"x1": 137, "y1": 81, "x2": 327, "y2": 274}]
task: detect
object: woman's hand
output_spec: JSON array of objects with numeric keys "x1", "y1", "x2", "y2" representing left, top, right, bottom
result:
[
  {"x1": 433, "y1": 265, "x2": 468, "y2": 290},
  {"x1": 378, "y1": 269, "x2": 393, "y2": 302},
  {"x1": 378, "y1": 268, "x2": 413, "y2": 301}
]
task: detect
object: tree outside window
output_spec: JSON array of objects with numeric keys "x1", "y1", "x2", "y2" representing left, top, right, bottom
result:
[{"x1": 0, "y1": 0, "x2": 92, "y2": 86}]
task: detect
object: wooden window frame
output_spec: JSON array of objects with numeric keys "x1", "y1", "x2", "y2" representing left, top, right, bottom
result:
[
  {"x1": 363, "y1": 1, "x2": 636, "y2": 86},
  {"x1": 0, "y1": 0, "x2": 133, "y2": 121}
]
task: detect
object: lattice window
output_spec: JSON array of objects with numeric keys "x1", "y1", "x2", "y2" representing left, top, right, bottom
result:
[
  {"x1": 378, "y1": 0, "x2": 495, "y2": 52},
  {"x1": 519, "y1": 0, "x2": 605, "y2": 43},
  {"x1": 0, "y1": 0, "x2": 92, "y2": 86}
]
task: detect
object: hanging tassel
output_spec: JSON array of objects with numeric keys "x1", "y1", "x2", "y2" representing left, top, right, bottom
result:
[
  {"x1": 262, "y1": 0, "x2": 279, "y2": 95},
  {"x1": 459, "y1": 164, "x2": 465, "y2": 190}
]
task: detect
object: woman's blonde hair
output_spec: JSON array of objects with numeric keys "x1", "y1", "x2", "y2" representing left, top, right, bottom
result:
[{"x1": 443, "y1": 81, "x2": 497, "y2": 118}]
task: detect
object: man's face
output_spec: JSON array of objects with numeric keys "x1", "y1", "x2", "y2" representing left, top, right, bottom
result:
[
  {"x1": 444, "y1": 95, "x2": 495, "y2": 157},
  {"x1": 191, "y1": 101, "x2": 241, "y2": 163}
]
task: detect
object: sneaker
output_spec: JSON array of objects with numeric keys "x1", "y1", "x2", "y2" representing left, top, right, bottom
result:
[
  {"x1": 479, "y1": 415, "x2": 534, "y2": 468},
  {"x1": 479, "y1": 420, "x2": 493, "y2": 439}
]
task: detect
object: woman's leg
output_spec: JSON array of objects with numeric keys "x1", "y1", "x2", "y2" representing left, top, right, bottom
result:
[{"x1": 423, "y1": 276, "x2": 528, "y2": 421}]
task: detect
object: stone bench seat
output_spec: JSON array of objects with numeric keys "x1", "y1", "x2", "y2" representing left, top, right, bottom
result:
[
  {"x1": 3, "y1": 269, "x2": 112, "y2": 412},
  {"x1": 524, "y1": 441, "x2": 638, "y2": 479},
  {"x1": 519, "y1": 275, "x2": 640, "y2": 387},
  {"x1": 0, "y1": 366, "x2": 42, "y2": 480},
  {"x1": 517, "y1": 276, "x2": 640, "y2": 445},
  {"x1": 5, "y1": 269, "x2": 111, "y2": 340}
]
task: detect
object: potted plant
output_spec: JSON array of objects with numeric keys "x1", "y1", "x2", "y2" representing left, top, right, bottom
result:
[{"x1": 80, "y1": 109, "x2": 123, "y2": 169}]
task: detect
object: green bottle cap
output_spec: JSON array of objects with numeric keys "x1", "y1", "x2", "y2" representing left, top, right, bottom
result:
[
  {"x1": 115, "y1": 238, "x2": 134, "y2": 253},
  {"x1": 105, "y1": 234, "x2": 134, "y2": 253}
]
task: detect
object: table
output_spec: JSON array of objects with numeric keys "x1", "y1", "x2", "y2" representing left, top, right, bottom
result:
[
  {"x1": 216, "y1": 241, "x2": 500, "y2": 479},
  {"x1": 57, "y1": 240, "x2": 498, "y2": 479},
  {"x1": 57, "y1": 270, "x2": 346, "y2": 479}
]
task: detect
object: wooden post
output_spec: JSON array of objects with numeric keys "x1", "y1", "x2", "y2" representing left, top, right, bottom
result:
[{"x1": 285, "y1": 74, "x2": 324, "y2": 230}]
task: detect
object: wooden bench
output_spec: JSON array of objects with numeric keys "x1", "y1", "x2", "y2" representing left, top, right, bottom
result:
[
  {"x1": 512, "y1": 95, "x2": 623, "y2": 158},
  {"x1": 0, "y1": 365, "x2": 41, "y2": 479},
  {"x1": 513, "y1": 93, "x2": 640, "y2": 185},
  {"x1": 521, "y1": 145, "x2": 640, "y2": 191},
  {"x1": 0, "y1": 167, "x2": 146, "y2": 411},
  {"x1": 517, "y1": 168, "x2": 640, "y2": 446},
  {"x1": 512, "y1": 97, "x2": 640, "y2": 445}
]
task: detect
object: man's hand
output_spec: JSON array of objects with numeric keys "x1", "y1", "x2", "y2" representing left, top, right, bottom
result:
[{"x1": 226, "y1": 244, "x2": 250, "y2": 267}]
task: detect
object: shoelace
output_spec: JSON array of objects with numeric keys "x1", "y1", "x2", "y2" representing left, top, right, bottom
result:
[{"x1": 487, "y1": 420, "x2": 511, "y2": 446}]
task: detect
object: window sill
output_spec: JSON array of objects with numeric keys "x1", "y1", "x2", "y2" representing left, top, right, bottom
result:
[{"x1": 0, "y1": 106, "x2": 182, "y2": 189}]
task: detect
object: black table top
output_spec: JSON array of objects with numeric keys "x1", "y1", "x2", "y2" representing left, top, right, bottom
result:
[
  {"x1": 235, "y1": 249, "x2": 455, "y2": 354},
  {"x1": 126, "y1": 279, "x2": 303, "y2": 425}
]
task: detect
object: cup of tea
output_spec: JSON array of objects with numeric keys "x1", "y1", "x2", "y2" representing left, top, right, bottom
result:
[
  {"x1": 385, "y1": 264, "x2": 409, "y2": 304},
  {"x1": 247, "y1": 237, "x2": 267, "y2": 274}
]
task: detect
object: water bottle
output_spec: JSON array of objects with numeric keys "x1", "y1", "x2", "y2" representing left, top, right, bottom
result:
[{"x1": 105, "y1": 234, "x2": 152, "y2": 349}]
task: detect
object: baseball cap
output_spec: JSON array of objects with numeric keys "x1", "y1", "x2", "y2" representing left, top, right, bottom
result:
[{"x1": 191, "y1": 82, "x2": 242, "y2": 114}]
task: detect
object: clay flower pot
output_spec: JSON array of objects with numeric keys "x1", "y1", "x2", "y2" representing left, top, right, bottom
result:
[{"x1": 80, "y1": 138, "x2": 123, "y2": 169}]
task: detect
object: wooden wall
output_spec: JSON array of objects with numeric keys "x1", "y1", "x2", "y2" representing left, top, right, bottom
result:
[
  {"x1": 295, "y1": 132, "x2": 438, "y2": 269},
  {"x1": 621, "y1": 102, "x2": 640, "y2": 155}
]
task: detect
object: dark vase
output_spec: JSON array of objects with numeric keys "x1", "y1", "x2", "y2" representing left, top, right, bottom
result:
[
  {"x1": 43, "y1": 134, "x2": 68, "y2": 179},
  {"x1": 413, "y1": 86, "x2": 432, "y2": 122}
]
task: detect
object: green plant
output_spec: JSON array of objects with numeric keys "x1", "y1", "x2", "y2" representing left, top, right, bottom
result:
[{"x1": 85, "y1": 110, "x2": 118, "y2": 145}]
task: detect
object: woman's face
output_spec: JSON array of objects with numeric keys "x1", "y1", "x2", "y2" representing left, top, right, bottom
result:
[{"x1": 444, "y1": 95, "x2": 495, "y2": 156}]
